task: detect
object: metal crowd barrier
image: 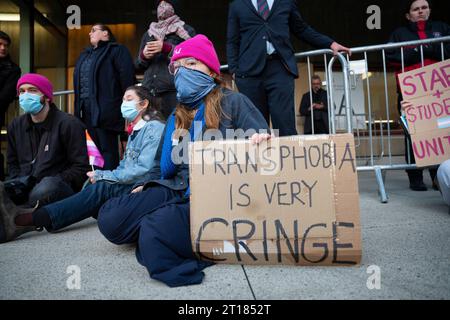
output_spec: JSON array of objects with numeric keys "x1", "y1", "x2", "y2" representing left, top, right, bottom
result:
[
  {"x1": 340, "y1": 36, "x2": 450, "y2": 203},
  {"x1": 51, "y1": 36, "x2": 450, "y2": 203}
]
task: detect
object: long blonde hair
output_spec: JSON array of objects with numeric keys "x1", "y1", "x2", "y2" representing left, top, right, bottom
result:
[{"x1": 175, "y1": 78, "x2": 229, "y2": 130}]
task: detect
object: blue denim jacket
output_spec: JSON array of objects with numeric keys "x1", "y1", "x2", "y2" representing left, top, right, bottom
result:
[{"x1": 94, "y1": 120, "x2": 165, "y2": 185}]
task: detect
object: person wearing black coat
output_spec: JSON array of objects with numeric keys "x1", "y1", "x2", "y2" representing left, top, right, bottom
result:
[
  {"x1": 136, "y1": 0, "x2": 196, "y2": 119},
  {"x1": 227, "y1": 0, "x2": 350, "y2": 137},
  {"x1": 299, "y1": 75, "x2": 329, "y2": 135},
  {"x1": 386, "y1": 0, "x2": 450, "y2": 191},
  {"x1": 74, "y1": 24, "x2": 135, "y2": 170},
  {"x1": 0, "y1": 31, "x2": 21, "y2": 128},
  {"x1": 2, "y1": 73, "x2": 89, "y2": 210},
  {"x1": 0, "y1": 31, "x2": 21, "y2": 181}
]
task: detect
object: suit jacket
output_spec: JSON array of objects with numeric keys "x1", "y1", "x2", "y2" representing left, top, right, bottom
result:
[{"x1": 227, "y1": 0, "x2": 334, "y2": 78}]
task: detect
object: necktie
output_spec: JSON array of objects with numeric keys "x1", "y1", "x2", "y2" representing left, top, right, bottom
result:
[{"x1": 257, "y1": 0, "x2": 270, "y2": 20}]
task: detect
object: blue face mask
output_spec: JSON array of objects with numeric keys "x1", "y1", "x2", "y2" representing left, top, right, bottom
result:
[
  {"x1": 174, "y1": 67, "x2": 217, "y2": 109},
  {"x1": 19, "y1": 93, "x2": 45, "y2": 115},
  {"x1": 121, "y1": 100, "x2": 140, "y2": 121}
]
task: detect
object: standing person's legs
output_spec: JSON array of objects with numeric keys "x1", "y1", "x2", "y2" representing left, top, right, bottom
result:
[
  {"x1": 28, "y1": 176, "x2": 75, "y2": 207},
  {"x1": 92, "y1": 127, "x2": 120, "y2": 170},
  {"x1": 265, "y1": 59, "x2": 297, "y2": 137},
  {"x1": 97, "y1": 185, "x2": 183, "y2": 245},
  {"x1": 159, "y1": 91, "x2": 178, "y2": 120},
  {"x1": 398, "y1": 93, "x2": 426, "y2": 191},
  {"x1": 314, "y1": 120, "x2": 330, "y2": 135},
  {"x1": 136, "y1": 200, "x2": 213, "y2": 287},
  {"x1": 235, "y1": 76, "x2": 269, "y2": 125},
  {"x1": 37, "y1": 182, "x2": 132, "y2": 232},
  {"x1": 81, "y1": 99, "x2": 120, "y2": 170}
]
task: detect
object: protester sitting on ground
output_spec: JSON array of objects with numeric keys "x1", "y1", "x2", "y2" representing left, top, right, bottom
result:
[
  {"x1": 1, "y1": 73, "x2": 89, "y2": 210},
  {"x1": 0, "y1": 85, "x2": 165, "y2": 243},
  {"x1": 386, "y1": 0, "x2": 450, "y2": 191},
  {"x1": 137, "y1": 0, "x2": 195, "y2": 119},
  {"x1": 96, "y1": 34, "x2": 272, "y2": 287}
]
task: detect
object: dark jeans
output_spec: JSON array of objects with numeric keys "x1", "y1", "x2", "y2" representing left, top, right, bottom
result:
[
  {"x1": 45, "y1": 181, "x2": 132, "y2": 231},
  {"x1": 5, "y1": 176, "x2": 75, "y2": 207},
  {"x1": 235, "y1": 57, "x2": 297, "y2": 137},
  {"x1": 29, "y1": 177, "x2": 75, "y2": 207}
]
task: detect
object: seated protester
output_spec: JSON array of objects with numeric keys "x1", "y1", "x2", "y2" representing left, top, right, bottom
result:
[
  {"x1": 437, "y1": 160, "x2": 450, "y2": 214},
  {"x1": 0, "y1": 86, "x2": 165, "y2": 243},
  {"x1": 96, "y1": 34, "x2": 271, "y2": 287},
  {"x1": 3, "y1": 73, "x2": 89, "y2": 207}
]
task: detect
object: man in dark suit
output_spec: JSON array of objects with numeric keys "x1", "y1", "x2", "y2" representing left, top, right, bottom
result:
[
  {"x1": 299, "y1": 75, "x2": 329, "y2": 134},
  {"x1": 227, "y1": 0, "x2": 350, "y2": 136}
]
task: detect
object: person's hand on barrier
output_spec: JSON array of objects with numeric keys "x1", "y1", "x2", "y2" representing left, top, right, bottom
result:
[
  {"x1": 250, "y1": 133, "x2": 274, "y2": 145},
  {"x1": 401, "y1": 100, "x2": 414, "y2": 112},
  {"x1": 87, "y1": 171, "x2": 96, "y2": 184},
  {"x1": 132, "y1": 186, "x2": 144, "y2": 194},
  {"x1": 331, "y1": 42, "x2": 352, "y2": 57}
]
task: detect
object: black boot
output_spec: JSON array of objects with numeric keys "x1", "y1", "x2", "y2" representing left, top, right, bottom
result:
[
  {"x1": 407, "y1": 170, "x2": 427, "y2": 191},
  {"x1": 0, "y1": 182, "x2": 38, "y2": 243}
]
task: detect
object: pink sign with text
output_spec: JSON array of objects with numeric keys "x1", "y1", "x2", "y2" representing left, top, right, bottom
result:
[{"x1": 399, "y1": 59, "x2": 450, "y2": 167}]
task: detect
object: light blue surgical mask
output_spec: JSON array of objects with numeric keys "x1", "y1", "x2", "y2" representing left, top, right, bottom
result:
[
  {"x1": 19, "y1": 92, "x2": 45, "y2": 115},
  {"x1": 174, "y1": 67, "x2": 217, "y2": 109},
  {"x1": 121, "y1": 100, "x2": 140, "y2": 121}
]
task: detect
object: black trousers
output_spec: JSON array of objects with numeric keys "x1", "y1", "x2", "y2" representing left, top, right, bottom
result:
[
  {"x1": 235, "y1": 57, "x2": 297, "y2": 137},
  {"x1": 81, "y1": 100, "x2": 120, "y2": 170}
]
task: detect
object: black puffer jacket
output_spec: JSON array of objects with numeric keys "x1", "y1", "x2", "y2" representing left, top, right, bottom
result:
[
  {"x1": 73, "y1": 41, "x2": 136, "y2": 132},
  {"x1": 135, "y1": 26, "x2": 196, "y2": 95},
  {"x1": 0, "y1": 56, "x2": 21, "y2": 127},
  {"x1": 387, "y1": 20, "x2": 450, "y2": 66}
]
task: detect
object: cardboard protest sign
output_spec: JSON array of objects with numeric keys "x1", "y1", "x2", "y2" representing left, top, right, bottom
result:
[
  {"x1": 398, "y1": 59, "x2": 450, "y2": 167},
  {"x1": 189, "y1": 134, "x2": 361, "y2": 266}
]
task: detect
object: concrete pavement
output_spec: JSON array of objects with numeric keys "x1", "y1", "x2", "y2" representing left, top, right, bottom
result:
[{"x1": 0, "y1": 170, "x2": 449, "y2": 300}]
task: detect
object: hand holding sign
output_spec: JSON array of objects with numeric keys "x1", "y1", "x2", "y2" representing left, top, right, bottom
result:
[{"x1": 398, "y1": 59, "x2": 450, "y2": 167}]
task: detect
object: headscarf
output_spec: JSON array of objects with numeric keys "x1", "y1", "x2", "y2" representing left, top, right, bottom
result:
[{"x1": 148, "y1": 1, "x2": 191, "y2": 41}]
